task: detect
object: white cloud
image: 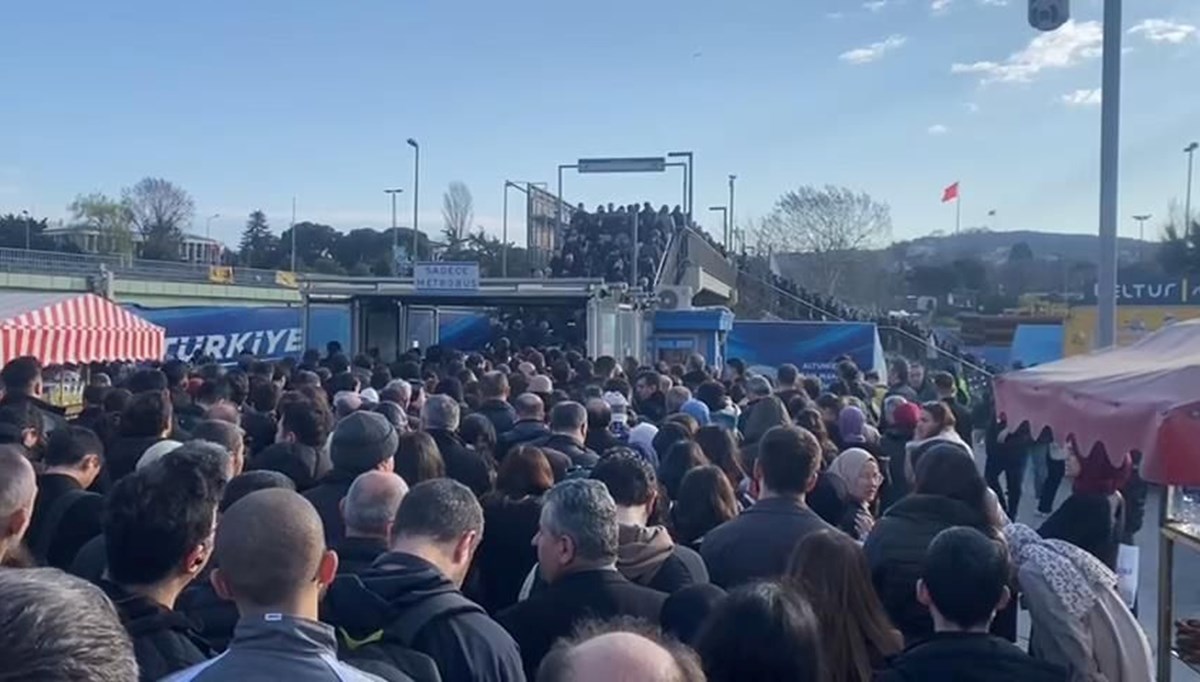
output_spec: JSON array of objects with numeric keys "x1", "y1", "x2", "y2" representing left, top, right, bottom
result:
[
  {"x1": 979, "y1": 0, "x2": 1008, "y2": 5},
  {"x1": 951, "y1": 20, "x2": 1102, "y2": 83},
  {"x1": 931, "y1": 0, "x2": 953, "y2": 13},
  {"x1": 964, "y1": 102, "x2": 980, "y2": 113},
  {"x1": 839, "y1": 34, "x2": 908, "y2": 64},
  {"x1": 827, "y1": 11, "x2": 846, "y2": 20},
  {"x1": 928, "y1": 124, "x2": 950, "y2": 135},
  {"x1": 1061, "y1": 88, "x2": 1102, "y2": 107},
  {"x1": 864, "y1": 0, "x2": 890, "y2": 12},
  {"x1": 1129, "y1": 19, "x2": 1198, "y2": 44}
]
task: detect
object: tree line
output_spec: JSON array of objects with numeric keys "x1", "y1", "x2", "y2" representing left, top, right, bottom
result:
[{"x1": 0, "y1": 178, "x2": 529, "y2": 277}]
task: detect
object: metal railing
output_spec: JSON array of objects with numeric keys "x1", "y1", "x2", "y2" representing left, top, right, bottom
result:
[{"x1": 0, "y1": 247, "x2": 287, "y2": 288}]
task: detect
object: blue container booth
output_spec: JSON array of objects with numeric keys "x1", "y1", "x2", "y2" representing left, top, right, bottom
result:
[{"x1": 650, "y1": 307, "x2": 735, "y2": 370}]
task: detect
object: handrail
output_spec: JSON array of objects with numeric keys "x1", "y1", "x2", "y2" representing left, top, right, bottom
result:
[{"x1": 735, "y1": 265, "x2": 992, "y2": 377}]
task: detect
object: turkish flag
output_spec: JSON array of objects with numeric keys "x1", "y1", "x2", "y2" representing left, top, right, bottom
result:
[{"x1": 942, "y1": 182, "x2": 960, "y2": 203}]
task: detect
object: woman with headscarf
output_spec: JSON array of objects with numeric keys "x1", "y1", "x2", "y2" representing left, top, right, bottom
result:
[
  {"x1": 1005, "y1": 523, "x2": 1153, "y2": 681},
  {"x1": 1038, "y1": 439, "x2": 1131, "y2": 570},
  {"x1": 808, "y1": 448, "x2": 883, "y2": 540}
]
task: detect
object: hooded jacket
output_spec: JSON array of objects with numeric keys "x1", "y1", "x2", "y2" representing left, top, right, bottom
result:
[
  {"x1": 99, "y1": 580, "x2": 214, "y2": 682},
  {"x1": 323, "y1": 552, "x2": 525, "y2": 682},
  {"x1": 863, "y1": 494, "x2": 991, "y2": 643},
  {"x1": 616, "y1": 524, "x2": 708, "y2": 594}
]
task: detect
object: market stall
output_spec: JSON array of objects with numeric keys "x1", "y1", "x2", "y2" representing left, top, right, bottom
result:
[
  {"x1": 994, "y1": 318, "x2": 1200, "y2": 680},
  {"x1": 0, "y1": 292, "x2": 165, "y2": 406}
]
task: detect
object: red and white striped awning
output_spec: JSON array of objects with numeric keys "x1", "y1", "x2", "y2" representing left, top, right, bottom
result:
[{"x1": 0, "y1": 292, "x2": 165, "y2": 367}]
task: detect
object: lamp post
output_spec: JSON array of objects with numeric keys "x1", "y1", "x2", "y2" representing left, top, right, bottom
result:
[
  {"x1": 384, "y1": 188, "x2": 404, "y2": 274},
  {"x1": 708, "y1": 206, "x2": 728, "y2": 243},
  {"x1": 1186, "y1": 142, "x2": 1199, "y2": 231},
  {"x1": 20, "y1": 209, "x2": 30, "y2": 250},
  {"x1": 407, "y1": 138, "x2": 420, "y2": 266},
  {"x1": 1132, "y1": 213, "x2": 1151, "y2": 262},
  {"x1": 1094, "y1": 0, "x2": 1123, "y2": 349},
  {"x1": 728, "y1": 174, "x2": 737, "y2": 250},
  {"x1": 667, "y1": 151, "x2": 694, "y2": 226},
  {"x1": 205, "y1": 213, "x2": 220, "y2": 239}
]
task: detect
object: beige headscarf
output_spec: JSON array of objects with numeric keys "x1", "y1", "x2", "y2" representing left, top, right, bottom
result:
[{"x1": 827, "y1": 447, "x2": 875, "y2": 503}]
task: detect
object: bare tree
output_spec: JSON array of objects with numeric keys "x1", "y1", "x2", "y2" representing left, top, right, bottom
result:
[
  {"x1": 123, "y1": 177, "x2": 194, "y2": 260},
  {"x1": 441, "y1": 181, "x2": 474, "y2": 248},
  {"x1": 751, "y1": 185, "x2": 891, "y2": 295}
]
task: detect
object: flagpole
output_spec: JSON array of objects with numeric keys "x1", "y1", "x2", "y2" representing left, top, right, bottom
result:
[{"x1": 955, "y1": 192, "x2": 961, "y2": 235}]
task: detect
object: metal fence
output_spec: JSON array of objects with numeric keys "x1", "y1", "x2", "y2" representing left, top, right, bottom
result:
[{"x1": 0, "y1": 247, "x2": 286, "y2": 288}]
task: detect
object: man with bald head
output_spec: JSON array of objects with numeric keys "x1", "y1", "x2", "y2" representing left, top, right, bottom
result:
[
  {"x1": 164, "y1": 489, "x2": 387, "y2": 681},
  {"x1": 0, "y1": 444, "x2": 37, "y2": 565},
  {"x1": 537, "y1": 621, "x2": 704, "y2": 682},
  {"x1": 336, "y1": 471, "x2": 409, "y2": 575}
]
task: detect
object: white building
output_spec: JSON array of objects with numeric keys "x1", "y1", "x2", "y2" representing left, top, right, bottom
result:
[{"x1": 42, "y1": 225, "x2": 224, "y2": 264}]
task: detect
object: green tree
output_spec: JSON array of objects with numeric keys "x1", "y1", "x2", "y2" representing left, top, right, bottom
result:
[
  {"x1": 1159, "y1": 217, "x2": 1200, "y2": 277},
  {"x1": 124, "y1": 177, "x2": 193, "y2": 260},
  {"x1": 238, "y1": 210, "x2": 278, "y2": 268},
  {"x1": 66, "y1": 194, "x2": 135, "y2": 255}
]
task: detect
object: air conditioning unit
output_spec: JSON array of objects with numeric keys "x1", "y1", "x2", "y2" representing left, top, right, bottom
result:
[{"x1": 657, "y1": 286, "x2": 695, "y2": 311}]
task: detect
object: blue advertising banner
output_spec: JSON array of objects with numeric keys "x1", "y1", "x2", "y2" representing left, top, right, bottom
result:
[
  {"x1": 127, "y1": 305, "x2": 350, "y2": 362},
  {"x1": 127, "y1": 305, "x2": 495, "y2": 362},
  {"x1": 726, "y1": 321, "x2": 882, "y2": 384}
]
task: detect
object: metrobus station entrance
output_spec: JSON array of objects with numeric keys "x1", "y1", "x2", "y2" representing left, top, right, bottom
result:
[{"x1": 298, "y1": 275, "x2": 644, "y2": 362}]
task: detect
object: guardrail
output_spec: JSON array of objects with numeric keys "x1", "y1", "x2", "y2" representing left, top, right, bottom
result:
[{"x1": 0, "y1": 247, "x2": 287, "y2": 288}]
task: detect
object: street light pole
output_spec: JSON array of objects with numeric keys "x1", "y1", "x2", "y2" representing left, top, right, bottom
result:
[
  {"x1": 728, "y1": 174, "x2": 737, "y2": 251},
  {"x1": 384, "y1": 188, "x2": 403, "y2": 274},
  {"x1": 1132, "y1": 214, "x2": 1151, "y2": 263},
  {"x1": 1186, "y1": 142, "x2": 1199, "y2": 231},
  {"x1": 205, "y1": 213, "x2": 220, "y2": 239},
  {"x1": 1095, "y1": 0, "x2": 1123, "y2": 350},
  {"x1": 708, "y1": 206, "x2": 728, "y2": 243},
  {"x1": 407, "y1": 138, "x2": 420, "y2": 266},
  {"x1": 20, "y1": 209, "x2": 30, "y2": 250},
  {"x1": 667, "y1": 151, "x2": 694, "y2": 226}
]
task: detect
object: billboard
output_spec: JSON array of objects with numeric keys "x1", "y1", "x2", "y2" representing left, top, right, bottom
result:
[
  {"x1": 1080, "y1": 276, "x2": 1200, "y2": 305},
  {"x1": 1063, "y1": 305, "x2": 1200, "y2": 356},
  {"x1": 129, "y1": 305, "x2": 351, "y2": 363},
  {"x1": 726, "y1": 321, "x2": 884, "y2": 384},
  {"x1": 127, "y1": 305, "x2": 495, "y2": 362}
]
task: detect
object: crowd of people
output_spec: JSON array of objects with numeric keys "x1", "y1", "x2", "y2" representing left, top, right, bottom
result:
[
  {"x1": 549, "y1": 202, "x2": 689, "y2": 288},
  {"x1": 0, "y1": 341, "x2": 1156, "y2": 681}
]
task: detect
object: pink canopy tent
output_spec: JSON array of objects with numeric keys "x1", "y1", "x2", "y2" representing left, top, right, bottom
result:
[{"x1": 994, "y1": 318, "x2": 1200, "y2": 486}]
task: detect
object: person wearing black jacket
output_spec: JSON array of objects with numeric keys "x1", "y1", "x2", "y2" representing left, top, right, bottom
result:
[
  {"x1": 877, "y1": 527, "x2": 1065, "y2": 682},
  {"x1": 531, "y1": 401, "x2": 599, "y2": 470},
  {"x1": 863, "y1": 446, "x2": 1003, "y2": 645},
  {"x1": 105, "y1": 390, "x2": 175, "y2": 483},
  {"x1": 496, "y1": 394, "x2": 550, "y2": 461},
  {"x1": 634, "y1": 372, "x2": 667, "y2": 425},
  {"x1": 324, "y1": 479, "x2": 525, "y2": 682},
  {"x1": 26, "y1": 426, "x2": 105, "y2": 570},
  {"x1": 476, "y1": 371, "x2": 517, "y2": 437},
  {"x1": 498, "y1": 479, "x2": 667, "y2": 679},
  {"x1": 303, "y1": 411, "x2": 398, "y2": 549},
  {"x1": 335, "y1": 471, "x2": 409, "y2": 576},
  {"x1": 423, "y1": 394, "x2": 494, "y2": 497},
  {"x1": 591, "y1": 454, "x2": 708, "y2": 593},
  {"x1": 584, "y1": 398, "x2": 622, "y2": 456},
  {"x1": 100, "y1": 442, "x2": 228, "y2": 680},
  {"x1": 0, "y1": 355, "x2": 68, "y2": 437}
]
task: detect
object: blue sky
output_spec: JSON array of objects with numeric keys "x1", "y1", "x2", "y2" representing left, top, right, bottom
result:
[{"x1": 2, "y1": 0, "x2": 1198, "y2": 249}]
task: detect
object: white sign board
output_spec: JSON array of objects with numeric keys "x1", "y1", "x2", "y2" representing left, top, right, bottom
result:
[
  {"x1": 1029, "y1": 0, "x2": 1069, "y2": 31},
  {"x1": 413, "y1": 262, "x2": 480, "y2": 292}
]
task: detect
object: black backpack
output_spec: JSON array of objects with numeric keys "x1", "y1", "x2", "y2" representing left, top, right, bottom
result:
[{"x1": 338, "y1": 591, "x2": 487, "y2": 682}]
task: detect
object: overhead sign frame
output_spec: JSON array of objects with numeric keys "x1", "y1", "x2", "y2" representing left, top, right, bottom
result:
[
  {"x1": 577, "y1": 157, "x2": 667, "y2": 174},
  {"x1": 413, "y1": 261, "x2": 480, "y2": 292}
]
